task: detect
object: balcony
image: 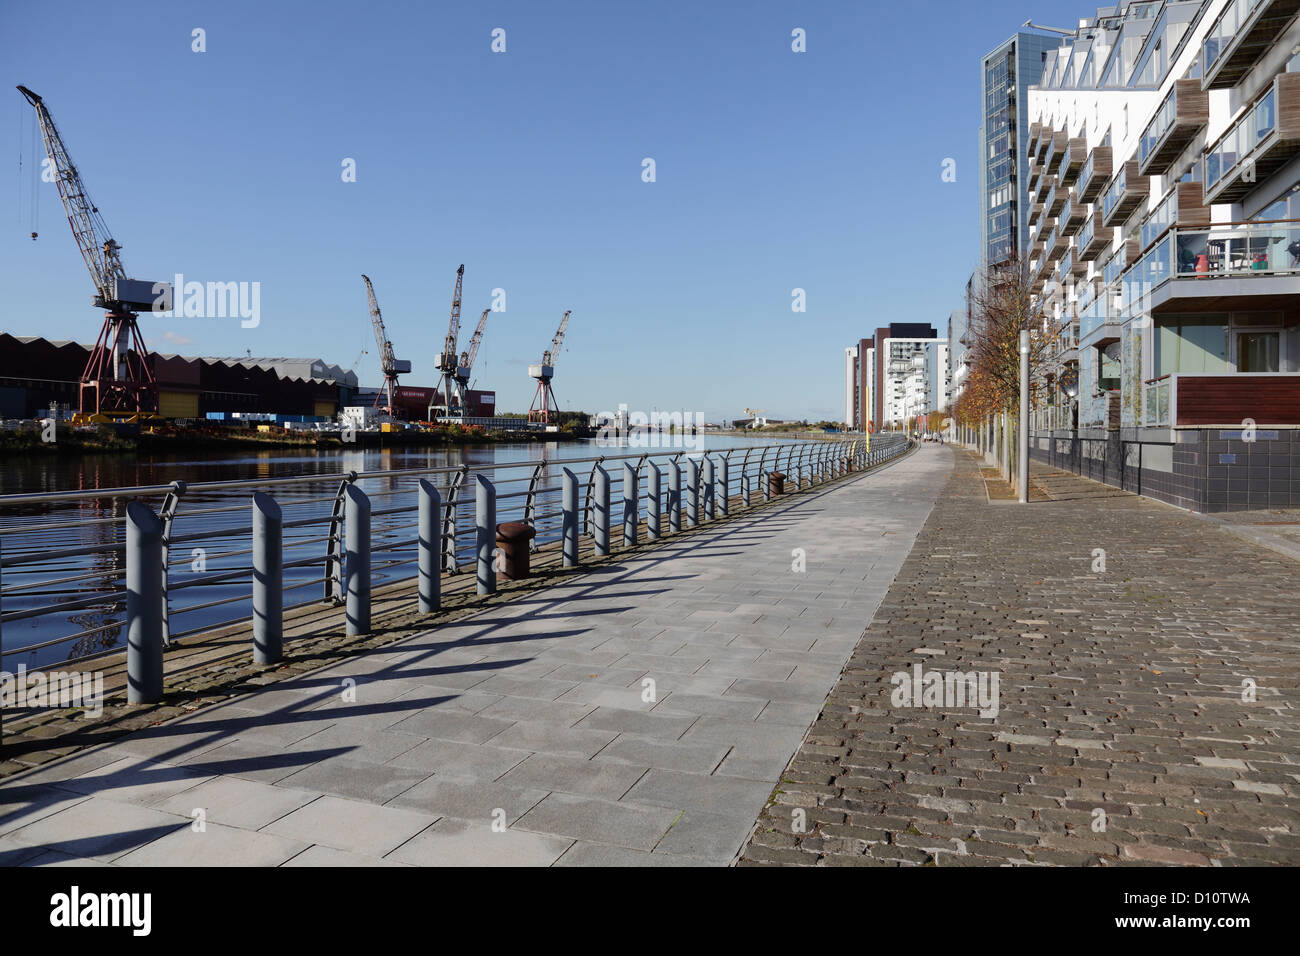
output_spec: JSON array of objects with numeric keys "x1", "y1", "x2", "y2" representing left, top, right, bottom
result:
[
  {"x1": 1047, "y1": 220, "x2": 1068, "y2": 260},
  {"x1": 1100, "y1": 161, "x2": 1150, "y2": 226},
  {"x1": 1043, "y1": 129, "x2": 1069, "y2": 170},
  {"x1": 1061, "y1": 242, "x2": 1088, "y2": 278},
  {"x1": 1034, "y1": 124, "x2": 1053, "y2": 162},
  {"x1": 1077, "y1": 144, "x2": 1112, "y2": 203},
  {"x1": 1045, "y1": 179, "x2": 1066, "y2": 218},
  {"x1": 1028, "y1": 121, "x2": 1043, "y2": 157},
  {"x1": 1202, "y1": 0, "x2": 1300, "y2": 90},
  {"x1": 1027, "y1": 157, "x2": 1041, "y2": 191},
  {"x1": 1144, "y1": 373, "x2": 1300, "y2": 427},
  {"x1": 1059, "y1": 192, "x2": 1086, "y2": 236},
  {"x1": 1056, "y1": 137, "x2": 1087, "y2": 185},
  {"x1": 1203, "y1": 72, "x2": 1300, "y2": 204},
  {"x1": 1121, "y1": 220, "x2": 1300, "y2": 313},
  {"x1": 1138, "y1": 79, "x2": 1210, "y2": 176},
  {"x1": 1139, "y1": 182, "x2": 1210, "y2": 252},
  {"x1": 1077, "y1": 210, "x2": 1110, "y2": 261}
]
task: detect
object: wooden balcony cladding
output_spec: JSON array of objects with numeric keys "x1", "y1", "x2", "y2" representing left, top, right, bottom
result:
[
  {"x1": 1046, "y1": 181, "x2": 1067, "y2": 219},
  {"x1": 1079, "y1": 211, "x2": 1110, "y2": 261},
  {"x1": 1067, "y1": 243, "x2": 1088, "y2": 277},
  {"x1": 1175, "y1": 181, "x2": 1210, "y2": 228},
  {"x1": 1077, "y1": 144, "x2": 1113, "y2": 203},
  {"x1": 1028, "y1": 195, "x2": 1045, "y2": 230},
  {"x1": 1034, "y1": 125, "x2": 1053, "y2": 162},
  {"x1": 1203, "y1": 72, "x2": 1300, "y2": 205},
  {"x1": 1047, "y1": 221, "x2": 1068, "y2": 259},
  {"x1": 1138, "y1": 79, "x2": 1210, "y2": 176},
  {"x1": 1202, "y1": 0, "x2": 1300, "y2": 91},
  {"x1": 1101, "y1": 160, "x2": 1150, "y2": 227},
  {"x1": 1030, "y1": 224, "x2": 1047, "y2": 254},
  {"x1": 1056, "y1": 137, "x2": 1087, "y2": 186},
  {"x1": 1027, "y1": 157, "x2": 1041, "y2": 190},
  {"x1": 1044, "y1": 129, "x2": 1069, "y2": 169},
  {"x1": 1174, "y1": 374, "x2": 1300, "y2": 426},
  {"x1": 1060, "y1": 191, "x2": 1086, "y2": 236}
]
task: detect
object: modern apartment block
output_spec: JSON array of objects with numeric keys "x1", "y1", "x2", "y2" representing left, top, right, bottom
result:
[
  {"x1": 844, "y1": 324, "x2": 942, "y2": 431},
  {"x1": 1025, "y1": 0, "x2": 1300, "y2": 512},
  {"x1": 982, "y1": 30, "x2": 1065, "y2": 265}
]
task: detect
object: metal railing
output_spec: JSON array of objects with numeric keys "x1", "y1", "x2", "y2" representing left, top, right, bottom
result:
[{"x1": 0, "y1": 436, "x2": 911, "y2": 684}]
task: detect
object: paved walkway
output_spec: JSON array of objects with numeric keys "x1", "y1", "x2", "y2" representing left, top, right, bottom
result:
[
  {"x1": 0, "y1": 446, "x2": 950, "y2": 866},
  {"x1": 741, "y1": 446, "x2": 1300, "y2": 866}
]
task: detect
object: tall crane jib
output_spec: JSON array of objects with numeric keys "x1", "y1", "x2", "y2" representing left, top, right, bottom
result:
[
  {"x1": 432, "y1": 264, "x2": 465, "y2": 420},
  {"x1": 17, "y1": 85, "x2": 173, "y2": 418},
  {"x1": 454, "y1": 308, "x2": 490, "y2": 412},
  {"x1": 361, "y1": 274, "x2": 410, "y2": 414},
  {"x1": 528, "y1": 310, "x2": 571, "y2": 426}
]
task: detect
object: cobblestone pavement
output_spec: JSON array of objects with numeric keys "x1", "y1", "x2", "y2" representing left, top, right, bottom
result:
[
  {"x1": 741, "y1": 445, "x2": 1300, "y2": 867},
  {"x1": 0, "y1": 447, "x2": 950, "y2": 866}
]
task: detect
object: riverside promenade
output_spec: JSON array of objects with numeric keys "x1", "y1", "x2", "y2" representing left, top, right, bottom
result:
[
  {"x1": 741, "y1": 448, "x2": 1300, "y2": 866},
  {"x1": 0, "y1": 446, "x2": 950, "y2": 866}
]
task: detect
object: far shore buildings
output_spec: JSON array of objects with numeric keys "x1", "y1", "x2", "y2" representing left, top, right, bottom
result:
[
  {"x1": 997, "y1": 0, "x2": 1300, "y2": 511},
  {"x1": 844, "y1": 324, "x2": 946, "y2": 431}
]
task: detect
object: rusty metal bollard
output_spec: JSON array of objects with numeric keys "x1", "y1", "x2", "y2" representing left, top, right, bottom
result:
[
  {"x1": 495, "y1": 521, "x2": 536, "y2": 580},
  {"x1": 768, "y1": 471, "x2": 786, "y2": 496}
]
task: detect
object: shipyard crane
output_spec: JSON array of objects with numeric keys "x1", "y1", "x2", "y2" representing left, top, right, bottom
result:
[
  {"x1": 432, "y1": 264, "x2": 464, "y2": 419},
  {"x1": 528, "y1": 310, "x2": 571, "y2": 425},
  {"x1": 361, "y1": 275, "x2": 411, "y2": 415},
  {"x1": 454, "y1": 308, "x2": 490, "y2": 414},
  {"x1": 17, "y1": 86, "x2": 172, "y2": 418}
]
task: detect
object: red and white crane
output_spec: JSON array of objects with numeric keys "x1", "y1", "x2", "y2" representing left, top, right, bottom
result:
[{"x1": 17, "y1": 85, "x2": 171, "y2": 418}]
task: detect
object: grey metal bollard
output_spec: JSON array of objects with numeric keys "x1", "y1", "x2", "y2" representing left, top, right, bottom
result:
[
  {"x1": 126, "y1": 500, "x2": 164, "y2": 703},
  {"x1": 703, "y1": 457, "x2": 715, "y2": 521},
  {"x1": 562, "y1": 468, "x2": 579, "y2": 567},
  {"x1": 762, "y1": 470, "x2": 771, "y2": 502},
  {"x1": 668, "y1": 460, "x2": 681, "y2": 533},
  {"x1": 623, "y1": 462, "x2": 639, "y2": 548},
  {"x1": 742, "y1": 473, "x2": 751, "y2": 508},
  {"x1": 476, "y1": 474, "x2": 496, "y2": 595},
  {"x1": 593, "y1": 465, "x2": 610, "y2": 556},
  {"x1": 647, "y1": 465, "x2": 661, "y2": 541},
  {"x1": 345, "y1": 484, "x2": 371, "y2": 635},
  {"x1": 252, "y1": 492, "x2": 283, "y2": 664},
  {"x1": 719, "y1": 458, "x2": 729, "y2": 516},
  {"x1": 686, "y1": 458, "x2": 699, "y2": 527},
  {"x1": 418, "y1": 479, "x2": 441, "y2": 613}
]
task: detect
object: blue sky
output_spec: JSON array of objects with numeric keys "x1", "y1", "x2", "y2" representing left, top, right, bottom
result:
[{"x1": 1, "y1": 0, "x2": 1088, "y2": 422}]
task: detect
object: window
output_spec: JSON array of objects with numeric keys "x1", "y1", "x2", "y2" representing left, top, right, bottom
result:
[
  {"x1": 1155, "y1": 315, "x2": 1228, "y2": 376},
  {"x1": 1237, "y1": 332, "x2": 1280, "y2": 372}
]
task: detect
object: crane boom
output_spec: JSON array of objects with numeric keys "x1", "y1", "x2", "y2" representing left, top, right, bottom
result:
[
  {"x1": 361, "y1": 275, "x2": 396, "y2": 375},
  {"x1": 543, "y1": 310, "x2": 571, "y2": 367},
  {"x1": 439, "y1": 265, "x2": 464, "y2": 372},
  {"x1": 462, "y1": 309, "x2": 489, "y2": 371},
  {"x1": 17, "y1": 85, "x2": 122, "y2": 305}
]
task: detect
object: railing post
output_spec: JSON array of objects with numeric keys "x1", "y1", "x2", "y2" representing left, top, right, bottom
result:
[
  {"x1": 344, "y1": 484, "x2": 371, "y2": 635},
  {"x1": 703, "y1": 456, "x2": 715, "y2": 521},
  {"x1": 742, "y1": 472, "x2": 751, "y2": 508},
  {"x1": 647, "y1": 464, "x2": 661, "y2": 541},
  {"x1": 623, "y1": 462, "x2": 639, "y2": 548},
  {"x1": 686, "y1": 458, "x2": 699, "y2": 527},
  {"x1": 476, "y1": 474, "x2": 496, "y2": 595},
  {"x1": 252, "y1": 492, "x2": 283, "y2": 665},
  {"x1": 159, "y1": 479, "x2": 186, "y2": 647},
  {"x1": 718, "y1": 457, "x2": 730, "y2": 516},
  {"x1": 418, "y1": 479, "x2": 441, "y2": 613},
  {"x1": 126, "y1": 500, "x2": 164, "y2": 704},
  {"x1": 762, "y1": 469, "x2": 770, "y2": 502},
  {"x1": 668, "y1": 458, "x2": 682, "y2": 533},
  {"x1": 593, "y1": 465, "x2": 610, "y2": 556},
  {"x1": 562, "y1": 467, "x2": 580, "y2": 567}
]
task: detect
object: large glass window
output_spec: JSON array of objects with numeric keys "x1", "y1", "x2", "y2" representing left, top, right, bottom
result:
[
  {"x1": 1156, "y1": 316, "x2": 1229, "y2": 376},
  {"x1": 1237, "y1": 332, "x2": 1280, "y2": 372}
]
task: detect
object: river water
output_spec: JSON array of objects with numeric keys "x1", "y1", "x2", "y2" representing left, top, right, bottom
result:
[{"x1": 0, "y1": 435, "x2": 812, "y2": 668}]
